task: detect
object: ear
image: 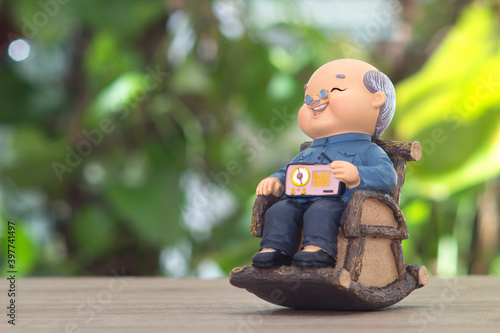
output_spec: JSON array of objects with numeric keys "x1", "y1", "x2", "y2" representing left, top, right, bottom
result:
[{"x1": 372, "y1": 91, "x2": 386, "y2": 109}]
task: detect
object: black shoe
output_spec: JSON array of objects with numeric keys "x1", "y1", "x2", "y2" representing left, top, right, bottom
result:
[
  {"x1": 252, "y1": 250, "x2": 292, "y2": 268},
  {"x1": 293, "y1": 249, "x2": 336, "y2": 268}
]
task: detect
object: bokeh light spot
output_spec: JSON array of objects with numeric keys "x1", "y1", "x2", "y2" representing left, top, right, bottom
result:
[{"x1": 8, "y1": 39, "x2": 31, "y2": 62}]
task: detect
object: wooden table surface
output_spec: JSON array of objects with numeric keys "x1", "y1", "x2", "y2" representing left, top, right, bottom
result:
[{"x1": 1, "y1": 276, "x2": 499, "y2": 333}]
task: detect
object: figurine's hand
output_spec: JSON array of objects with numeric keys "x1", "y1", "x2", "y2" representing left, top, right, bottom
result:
[
  {"x1": 256, "y1": 177, "x2": 284, "y2": 197},
  {"x1": 330, "y1": 161, "x2": 361, "y2": 189}
]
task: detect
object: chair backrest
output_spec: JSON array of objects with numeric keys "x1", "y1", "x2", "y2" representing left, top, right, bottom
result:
[{"x1": 299, "y1": 140, "x2": 421, "y2": 205}]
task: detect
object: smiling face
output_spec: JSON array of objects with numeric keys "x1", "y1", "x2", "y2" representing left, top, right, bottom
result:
[{"x1": 298, "y1": 59, "x2": 386, "y2": 139}]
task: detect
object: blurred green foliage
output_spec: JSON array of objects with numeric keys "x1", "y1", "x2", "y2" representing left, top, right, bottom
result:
[
  {"x1": 0, "y1": 0, "x2": 499, "y2": 277},
  {"x1": 395, "y1": 2, "x2": 500, "y2": 275}
]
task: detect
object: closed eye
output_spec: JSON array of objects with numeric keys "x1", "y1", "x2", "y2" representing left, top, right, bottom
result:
[{"x1": 331, "y1": 87, "x2": 346, "y2": 92}]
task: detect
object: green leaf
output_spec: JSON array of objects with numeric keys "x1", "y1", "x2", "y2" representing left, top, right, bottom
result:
[
  {"x1": 4, "y1": 126, "x2": 69, "y2": 191},
  {"x1": 70, "y1": 0, "x2": 165, "y2": 40},
  {"x1": 395, "y1": 3, "x2": 500, "y2": 198},
  {"x1": 87, "y1": 71, "x2": 144, "y2": 122},
  {"x1": 84, "y1": 31, "x2": 142, "y2": 89},
  {"x1": 105, "y1": 167, "x2": 183, "y2": 248},
  {"x1": 0, "y1": 220, "x2": 38, "y2": 277}
]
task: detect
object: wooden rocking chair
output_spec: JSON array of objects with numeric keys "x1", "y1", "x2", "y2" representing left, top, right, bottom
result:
[{"x1": 230, "y1": 140, "x2": 429, "y2": 310}]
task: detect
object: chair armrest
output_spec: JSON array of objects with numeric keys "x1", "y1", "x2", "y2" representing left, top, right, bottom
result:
[
  {"x1": 341, "y1": 189, "x2": 408, "y2": 240},
  {"x1": 250, "y1": 195, "x2": 280, "y2": 237}
]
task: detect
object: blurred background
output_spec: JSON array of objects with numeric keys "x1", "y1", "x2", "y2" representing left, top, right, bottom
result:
[{"x1": 0, "y1": 0, "x2": 499, "y2": 278}]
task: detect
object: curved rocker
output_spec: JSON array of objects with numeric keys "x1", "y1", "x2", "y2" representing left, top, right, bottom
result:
[{"x1": 230, "y1": 140, "x2": 428, "y2": 310}]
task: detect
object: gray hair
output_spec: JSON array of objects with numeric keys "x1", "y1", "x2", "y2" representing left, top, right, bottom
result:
[{"x1": 363, "y1": 70, "x2": 396, "y2": 139}]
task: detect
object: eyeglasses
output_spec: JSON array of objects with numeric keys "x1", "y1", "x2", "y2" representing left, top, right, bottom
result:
[
  {"x1": 304, "y1": 88, "x2": 345, "y2": 105},
  {"x1": 305, "y1": 89, "x2": 327, "y2": 105}
]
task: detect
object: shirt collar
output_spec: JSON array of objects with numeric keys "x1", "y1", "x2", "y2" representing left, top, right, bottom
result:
[{"x1": 310, "y1": 133, "x2": 373, "y2": 147}]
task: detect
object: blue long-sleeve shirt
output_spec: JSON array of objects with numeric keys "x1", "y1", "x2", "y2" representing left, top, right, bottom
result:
[{"x1": 270, "y1": 133, "x2": 397, "y2": 203}]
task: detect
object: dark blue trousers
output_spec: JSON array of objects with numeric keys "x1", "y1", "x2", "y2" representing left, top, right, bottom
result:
[{"x1": 260, "y1": 198, "x2": 347, "y2": 258}]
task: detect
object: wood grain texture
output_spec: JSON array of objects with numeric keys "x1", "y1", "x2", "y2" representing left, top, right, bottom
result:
[
  {"x1": 373, "y1": 140, "x2": 422, "y2": 162},
  {"x1": 343, "y1": 237, "x2": 366, "y2": 281},
  {"x1": 360, "y1": 225, "x2": 403, "y2": 239},
  {"x1": 230, "y1": 265, "x2": 423, "y2": 310},
  {"x1": 250, "y1": 195, "x2": 279, "y2": 237},
  {"x1": 389, "y1": 155, "x2": 406, "y2": 205},
  {"x1": 2, "y1": 276, "x2": 499, "y2": 332},
  {"x1": 391, "y1": 240, "x2": 406, "y2": 280},
  {"x1": 342, "y1": 190, "x2": 408, "y2": 240}
]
